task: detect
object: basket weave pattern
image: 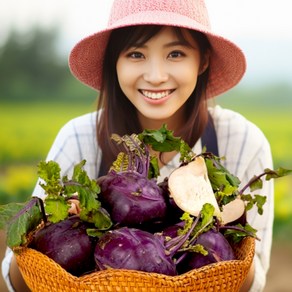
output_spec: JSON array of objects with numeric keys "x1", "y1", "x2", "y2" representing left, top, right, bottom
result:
[{"x1": 15, "y1": 237, "x2": 255, "y2": 292}]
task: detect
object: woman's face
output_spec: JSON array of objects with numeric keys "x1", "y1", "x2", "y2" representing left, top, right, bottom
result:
[{"x1": 116, "y1": 27, "x2": 207, "y2": 130}]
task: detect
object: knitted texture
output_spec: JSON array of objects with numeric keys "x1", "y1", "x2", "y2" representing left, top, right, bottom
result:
[
  {"x1": 16, "y1": 237, "x2": 255, "y2": 291},
  {"x1": 69, "y1": 0, "x2": 246, "y2": 99},
  {"x1": 109, "y1": 0, "x2": 210, "y2": 28}
]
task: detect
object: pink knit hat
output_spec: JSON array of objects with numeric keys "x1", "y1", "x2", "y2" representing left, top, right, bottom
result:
[{"x1": 69, "y1": 0, "x2": 246, "y2": 99}]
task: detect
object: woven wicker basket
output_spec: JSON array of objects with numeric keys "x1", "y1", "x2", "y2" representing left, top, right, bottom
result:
[{"x1": 15, "y1": 236, "x2": 254, "y2": 292}]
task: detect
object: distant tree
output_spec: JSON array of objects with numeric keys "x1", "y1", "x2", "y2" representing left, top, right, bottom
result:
[{"x1": 0, "y1": 26, "x2": 95, "y2": 102}]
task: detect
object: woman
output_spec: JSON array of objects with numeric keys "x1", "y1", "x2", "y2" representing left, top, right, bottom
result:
[{"x1": 2, "y1": 1, "x2": 273, "y2": 291}]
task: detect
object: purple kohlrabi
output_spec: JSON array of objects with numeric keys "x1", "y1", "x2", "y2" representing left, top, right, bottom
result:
[
  {"x1": 98, "y1": 171, "x2": 167, "y2": 226},
  {"x1": 94, "y1": 227, "x2": 177, "y2": 276},
  {"x1": 30, "y1": 215, "x2": 97, "y2": 276},
  {"x1": 97, "y1": 134, "x2": 167, "y2": 226},
  {"x1": 177, "y1": 229, "x2": 235, "y2": 274}
]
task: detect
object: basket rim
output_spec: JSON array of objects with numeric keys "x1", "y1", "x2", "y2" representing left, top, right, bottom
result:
[
  {"x1": 15, "y1": 236, "x2": 255, "y2": 280},
  {"x1": 15, "y1": 237, "x2": 255, "y2": 291}
]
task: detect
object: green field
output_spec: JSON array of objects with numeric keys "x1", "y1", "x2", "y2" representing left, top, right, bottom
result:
[
  {"x1": 0, "y1": 101, "x2": 292, "y2": 238},
  {"x1": 0, "y1": 102, "x2": 96, "y2": 202}
]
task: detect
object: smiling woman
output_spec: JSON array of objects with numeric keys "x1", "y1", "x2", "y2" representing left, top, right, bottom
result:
[{"x1": 0, "y1": 1, "x2": 283, "y2": 292}]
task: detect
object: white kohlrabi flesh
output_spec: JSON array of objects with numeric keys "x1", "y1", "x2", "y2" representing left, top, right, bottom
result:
[
  {"x1": 168, "y1": 156, "x2": 221, "y2": 218},
  {"x1": 221, "y1": 197, "x2": 246, "y2": 224}
]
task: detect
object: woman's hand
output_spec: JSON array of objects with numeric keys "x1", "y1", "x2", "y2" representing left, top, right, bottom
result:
[{"x1": 240, "y1": 261, "x2": 255, "y2": 292}]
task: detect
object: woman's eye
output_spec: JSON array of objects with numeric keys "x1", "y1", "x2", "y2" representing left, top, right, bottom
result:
[
  {"x1": 127, "y1": 52, "x2": 144, "y2": 59},
  {"x1": 168, "y1": 51, "x2": 185, "y2": 58}
]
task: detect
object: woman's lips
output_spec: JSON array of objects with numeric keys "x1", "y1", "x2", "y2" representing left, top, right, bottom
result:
[{"x1": 139, "y1": 89, "x2": 175, "y2": 100}]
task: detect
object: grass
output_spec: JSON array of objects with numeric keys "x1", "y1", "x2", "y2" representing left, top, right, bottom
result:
[
  {"x1": 0, "y1": 101, "x2": 97, "y2": 164},
  {"x1": 0, "y1": 101, "x2": 96, "y2": 203}
]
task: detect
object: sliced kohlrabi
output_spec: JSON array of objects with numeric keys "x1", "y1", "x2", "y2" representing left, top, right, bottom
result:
[{"x1": 168, "y1": 156, "x2": 221, "y2": 218}]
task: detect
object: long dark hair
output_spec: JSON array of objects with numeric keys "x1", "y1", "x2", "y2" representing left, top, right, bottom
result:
[{"x1": 97, "y1": 25, "x2": 211, "y2": 170}]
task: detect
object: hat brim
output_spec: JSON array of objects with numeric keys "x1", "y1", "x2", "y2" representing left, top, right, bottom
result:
[{"x1": 69, "y1": 11, "x2": 246, "y2": 99}]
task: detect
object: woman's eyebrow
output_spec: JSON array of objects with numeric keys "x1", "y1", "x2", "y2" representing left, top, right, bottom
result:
[
  {"x1": 127, "y1": 40, "x2": 192, "y2": 50},
  {"x1": 164, "y1": 40, "x2": 194, "y2": 48},
  {"x1": 127, "y1": 43, "x2": 146, "y2": 50}
]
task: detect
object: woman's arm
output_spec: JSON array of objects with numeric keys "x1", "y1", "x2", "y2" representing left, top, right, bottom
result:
[{"x1": 9, "y1": 256, "x2": 30, "y2": 292}]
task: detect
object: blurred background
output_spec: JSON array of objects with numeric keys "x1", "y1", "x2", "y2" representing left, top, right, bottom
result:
[{"x1": 0, "y1": 0, "x2": 291, "y2": 291}]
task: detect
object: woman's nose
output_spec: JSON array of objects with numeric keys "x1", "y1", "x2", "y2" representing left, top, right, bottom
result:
[{"x1": 143, "y1": 59, "x2": 169, "y2": 84}]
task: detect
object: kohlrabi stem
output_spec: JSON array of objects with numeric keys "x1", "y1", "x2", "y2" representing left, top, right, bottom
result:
[
  {"x1": 128, "y1": 135, "x2": 149, "y2": 177},
  {"x1": 175, "y1": 217, "x2": 215, "y2": 266},
  {"x1": 219, "y1": 225, "x2": 259, "y2": 240},
  {"x1": 238, "y1": 172, "x2": 267, "y2": 195},
  {"x1": 143, "y1": 144, "x2": 150, "y2": 177},
  {"x1": 187, "y1": 217, "x2": 214, "y2": 247},
  {"x1": 165, "y1": 233, "x2": 184, "y2": 251},
  {"x1": 167, "y1": 214, "x2": 200, "y2": 257},
  {"x1": 37, "y1": 197, "x2": 47, "y2": 223}
]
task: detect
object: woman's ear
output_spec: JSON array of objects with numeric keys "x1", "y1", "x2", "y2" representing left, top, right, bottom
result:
[{"x1": 199, "y1": 50, "x2": 210, "y2": 75}]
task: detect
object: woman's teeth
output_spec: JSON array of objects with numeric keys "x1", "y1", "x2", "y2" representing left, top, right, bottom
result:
[{"x1": 141, "y1": 90, "x2": 172, "y2": 100}]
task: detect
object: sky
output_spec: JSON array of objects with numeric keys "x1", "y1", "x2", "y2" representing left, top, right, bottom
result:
[{"x1": 1, "y1": 0, "x2": 292, "y2": 85}]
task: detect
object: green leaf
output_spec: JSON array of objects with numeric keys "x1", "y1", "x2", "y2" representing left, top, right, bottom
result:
[
  {"x1": 64, "y1": 183, "x2": 112, "y2": 230},
  {"x1": 140, "y1": 127, "x2": 165, "y2": 143},
  {"x1": 254, "y1": 195, "x2": 267, "y2": 215},
  {"x1": 241, "y1": 194, "x2": 253, "y2": 211},
  {"x1": 249, "y1": 175, "x2": 263, "y2": 192},
  {"x1": 264, "y1": 167, "x2": 292, "y2": 180},
  {"x1": 5, "y1": 198, "x2": 43, "y2": 248},
  {"x1": 179, "y1": 141, "x2": 194, "y2": 162},
  {"x1": 217, "y1": 191, "x2": 237, "y2": 206},
  {"x1": 200, "y1": 203, "x2": 215, "y2": 229},
  {"x1": 80, "y1": 208, "x2": 112, "y2": 230},
  {"x1": 66, "y1": 185, "x2": 100, "y2": 212},
  {"x1": 45, "y1": 196, "x2": 69, "y2": 223},
  {"x1": 148, "y1": 156, "x2": 160, "y2": 179},
  {"x1": 38, "y1": 159, "x2": 112, "y2": 229},
  {"x1": 86, "y1": 228, "x2": 104, "y2": 238},
  {"x1": 71, "y1": 160, "x2": 100, "y2": 193},
  {"x1": 37, "y1": 160, "x2": 63, "y2": 196},
  {"x1": 241, "y1": 194, "x2": 267, "y2": 215},
  {"x1": 0, "y1": 203, "x2": 27, "y2": 230},
  {"x1": 187, "y1": 244, "x2": 208, "y2": 256},
  {"x1": 239, "y1": 167, "x2": 292, "y2": 195},
  {"x1": 139, "y1": 124, "x2": 183, "y2": 152},
  {"x1": 205, "y1": 157, "x2": 240, "y2": 195},
  {"x1": 192, "y1": 203, "x2": 215, "y2": 238},
  {"x1": 139, "y1": 124, "x2": 194, "y2": 163},
  {"x1": 179, "y1": 213, "x2": 194, "y2": 236},
  {"x1": 223, "y1": 223, "x2": 258, "y2": 244}
]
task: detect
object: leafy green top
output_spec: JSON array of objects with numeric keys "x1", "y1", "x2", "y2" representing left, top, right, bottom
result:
[{"x1": 0, "y1": 160, "x2": 112, "y2": 248}]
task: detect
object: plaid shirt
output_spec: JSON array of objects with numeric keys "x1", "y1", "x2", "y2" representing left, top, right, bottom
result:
[{"x1": 2, "y1": 105, "x2": 273, "y2": 292}]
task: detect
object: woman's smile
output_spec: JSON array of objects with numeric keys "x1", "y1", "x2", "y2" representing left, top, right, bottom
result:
[{"x1": 139, "y1": 89, "x2": 175, "y2": 100}]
